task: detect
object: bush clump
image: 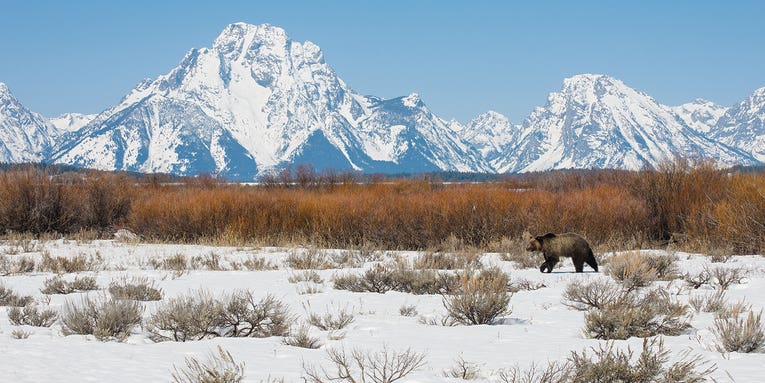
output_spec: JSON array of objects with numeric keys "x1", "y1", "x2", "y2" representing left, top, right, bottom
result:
[
  {"x1": 333, "y1": 262, "x2": 460, "y2": 295},
  {"x1": 603, "y1": 252, "x2": 658, "y2": 290},
  {"x1": 148, "y1": 290, "x2": 291, "y2": 342},
  {"x1": 583, "y1": 288, "x2": 690, "y2": 340},
  {"x1": 713, "y1": 310, "x2": 765, "y2": 353},
  {"x1": 108, "y1": 276, "x2": 163, "y2": 301},
  {"x1": 569, "y1": 337, "x2": 714, "y2": 382},
  {"x1": 7, "y1": 305, "x2": 58, "y2": 327},
  {"x1": 40, "y1": 275, "x2": 99, "y2": 294},
  {"x1": 0, "y1": 283, "x2": 34, "y2": 307},
  {"x1": 303, "y1": 345, "x2": 426, "y2": 383},
  {"x1": 61, "y1": 295, "x2": 143, "y2": 341},
  {"x1": 172, "y1": 346, "x2": 245, "y2": 383},
  {"x1": 443, "y1": 267, "x2": 511, "y2": 325}
]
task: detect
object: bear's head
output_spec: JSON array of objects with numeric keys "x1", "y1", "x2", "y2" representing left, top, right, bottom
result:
[
  {"x1": 526, "y1": 237, "x2": 542, "y2": 252},
  {"x1": 526, "y1": 233, "x2": 556, "y2": 252}
]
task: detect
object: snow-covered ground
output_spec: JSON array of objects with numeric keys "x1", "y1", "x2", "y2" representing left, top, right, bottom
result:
[{"x1": 0, "y1": 239, "x2": 763, "y2": 382}]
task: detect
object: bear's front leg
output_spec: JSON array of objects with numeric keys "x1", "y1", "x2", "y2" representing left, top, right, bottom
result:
[{"x1": 539, "y1": 261, "x2": 548, "y2": 273}]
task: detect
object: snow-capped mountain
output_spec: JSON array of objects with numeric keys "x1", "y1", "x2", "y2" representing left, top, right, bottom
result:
[
  {"x1": 713, "y1": 87, "x2": 765, "y2": 162},
  {"x1": 51, "y1": 23, "x2": 487, "y2": 179},
  {"x1": 49, "y1": 113, "x2": 97, "y2": 133},
  {"x1": 3, "y1": 23, "x2": 765, "y2": 177},
  {"x1": 672, "y1": 99, "x2": 728, "y2": 135},
  {"x1": 0, "y1": 82, "x2": 60, "y2": 163},
  {"x1": 493, "y1": 74, "x2": 757, "y2": 172},
  {"x1": 458, "y1": 111, "x2": 521, "y2": 171}
]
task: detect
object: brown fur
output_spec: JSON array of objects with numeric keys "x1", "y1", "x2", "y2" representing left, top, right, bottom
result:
[{"x1": 526, "y1": 233, "x2": 598, "y2": 273}]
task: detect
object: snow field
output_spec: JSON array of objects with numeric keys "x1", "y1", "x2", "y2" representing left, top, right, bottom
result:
[{"x1": 0, "y1": 240, "x2": 763, "y2": 382}]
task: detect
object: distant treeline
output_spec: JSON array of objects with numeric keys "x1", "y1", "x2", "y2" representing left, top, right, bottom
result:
[{"x1": 1, "y1": 161, "x2": 764, "y2": 253}]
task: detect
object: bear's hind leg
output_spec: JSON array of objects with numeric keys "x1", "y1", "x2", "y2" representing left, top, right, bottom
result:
[
  {"x1": 584, "y1": 250, "x2": 599, "y2": 272},
  {"x1": 573, "y1": 257, "x2": 584, "y2": 273}
]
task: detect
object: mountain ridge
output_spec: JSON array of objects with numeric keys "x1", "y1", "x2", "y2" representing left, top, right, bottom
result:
[{"x1": 1, "y1": 23, "x2": 764, "y2": 177}]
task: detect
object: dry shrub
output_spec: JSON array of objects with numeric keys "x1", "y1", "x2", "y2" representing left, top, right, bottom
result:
[
  {"x1": 399, "y1": 304, "x2": 418, "y2": 317},
  {"x1": 603, "y1": 252, "x2": 658, "y2": 290},
  {"x1": 561, "y1": 279, "x2": 624, "y2": 311},
  {"x1": 151, "y1": 253, "x2": 190, "y2": 276},
  {"x1": 684, "y1": 269, "x2": 712, "y2": 289},
  {"x1": 148, "y1": 290, "x2": 291, "y2": 342},
  {"x1": 238, "y1": 255, "x2": 277, "y2": 271},
  {"x1": 41, "y1": 275, "x2": 99, "y2": 294},
  {"x1": 7, "y1": 305, "x2": 58, "y2": 327},
  {"x1": 332, "y1": 262, "x2": 459, "y2": 295},
  {"x1": 710, "y1": 266, "x2": 747, "y2": 290},
  {"x1": 12, "y1": 329, "x2": 33, "y2": 339},
  {"x1": 0, "y1": 168, "x2": 74, "y2": 234},
  {"x1": 288, "y1": 270, "x2": 323, "y2": 284},
  {"x1": 414, "y1": 251, "x2": 482, "y2": 270},
  {"x1": 569, "y1": 337, "x2": 715, "y2": 382},
  {"x1": 282, "y1": 324, "x2": 323, "y2": 349},
  {"x1": 61, "y1": 295, "x2": 143, "y2": 341},
  {"x1": 0, "y1": 283, "x2": 34, "y2": 307},
  {"x1": 496, "y1": 361, "x2": 571, "y2": 383},
  {"x1": 108, "y1": 276, "x2": 163, "y2": 301},
  {"x1": 713, "y1": 310, "x2": 765, "y2": 353},
  {"x1": 0, "y1": 168, "x2": 133, "y2": 235},
  {"x1": 0, "y1": 254, "x2": 36, "y2": 275},
  {"x1": 690, "y1": 171, "x2": 765, "y2": 253},
  {"x1": 303, "y1": 345, "x2": 426, "y2": 383},
  {"x1": 443, "y1": 356, "x2": 481, "y2": 380},
  {"x1": 307, "y1": 306, "x2": 355, "y2": 331},
  {"x1": 191, "y1": 252, "x2": 225, "y2": 271},
  {"x1": 218, "y1": 291, "x2": 292, "y2": 338},
  {"x1": 633, "y1": 158, "x2": 727, "y2": 243},
  {"x1": 172, "y1": 346, "x2": 244, "y2": 383},
  {"x1": 688, "y1": 291, "x2": 727, "y2": 314},
  {"x1": 148, "y1": 290, "x2": 222, "y2": 342},
  {"x1": 285, "y1": 248, "x2": 335, "y2": 269},
  {"x1": 444, "y1": 267, "x2": 511, "y2": 325},
  {"x1": 38, "y1": 251, "x2": 101, "y2": 274},
  {"x1": 715, "y1": 300, "x2": 751, "y2": 320},
  {"x1": 583, "y1": 288, "x2": 690, "y2": 340}
]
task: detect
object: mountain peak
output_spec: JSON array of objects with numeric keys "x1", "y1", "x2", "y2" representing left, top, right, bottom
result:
[
  {"x1": 0, "y1": 82, "x2": 8, "y2": 93},
  {"x1": 213, "y1": 22, "x2": 290, "y2": 53},
  {"x1": 402, "y1": 93, "x2": 422, "y2": 108}
]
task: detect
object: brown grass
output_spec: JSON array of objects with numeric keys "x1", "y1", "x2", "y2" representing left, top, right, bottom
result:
[{"x1": 1, "y1": 163, "x2": 764, "y2": 253}]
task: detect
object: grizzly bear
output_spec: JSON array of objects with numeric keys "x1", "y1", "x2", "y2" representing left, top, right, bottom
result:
[{"x1": 526, "y1": 233, "x2": 598, "y2": 273}]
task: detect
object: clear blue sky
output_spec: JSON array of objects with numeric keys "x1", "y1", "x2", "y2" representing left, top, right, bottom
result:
[{"x1": 2, "y1": 0, "x2": 764, "y2": 123}]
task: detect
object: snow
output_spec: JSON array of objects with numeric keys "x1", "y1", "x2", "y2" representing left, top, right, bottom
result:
[
  {"x1": 402, "y1": 93, "x2": 421, "y2": 108},
  {"x1": 49, "y1": 113, "x2": 97, "y2": 133},
  {"x1": 1, "y1": 240, "x2": 763, "y2": 382}
]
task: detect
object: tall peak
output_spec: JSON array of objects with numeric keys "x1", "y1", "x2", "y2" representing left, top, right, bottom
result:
[
  {"x1": 213, "y1": 22, "x2": 289, "y2": 49},
  {"x1": 562, "y1": 73, "x2": 623, "y2": 89}
]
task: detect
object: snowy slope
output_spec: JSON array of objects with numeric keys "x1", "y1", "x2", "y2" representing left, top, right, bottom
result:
[
  {"x1": 494, "y1": 74, "x2": 757, "y2": 172},
  {"x1": 51, "y1": 23, "x2": 487, "y2": 179},
  {"x1": 49, "y1": 113, "x2": 97, "y2": 133},
  {"x1": 713, "y1": 87, "x2": 765, "y2": 162},
  {"x1": 0, "y1": 83, "x2": 60, "y2": 163},
  {"x1": 672, "y1": 99, "x2": 728, "y2": 135},
  {"x1": 460, "y1": 111, "x2": 523, "y2": 172}
]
